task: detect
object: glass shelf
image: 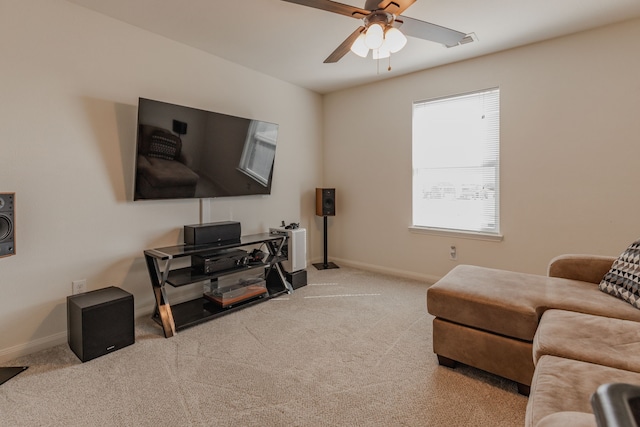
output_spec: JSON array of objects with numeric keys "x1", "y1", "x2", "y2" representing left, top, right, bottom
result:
[{"x1": 144, "y1": 233, "x2": 283, "y2": 260}]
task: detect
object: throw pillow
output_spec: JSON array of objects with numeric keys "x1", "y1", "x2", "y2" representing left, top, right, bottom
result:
[
  {"x1": 599, "y1": 238, "x2": 640, "y2": 309},
  {"x1": 148, "y1": 131, "x2": 181, "y2": 161}
]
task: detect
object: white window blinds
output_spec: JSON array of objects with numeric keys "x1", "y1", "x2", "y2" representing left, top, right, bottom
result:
[{"x1": 412, "y1": 88, "x2": 500, "y2": 235}]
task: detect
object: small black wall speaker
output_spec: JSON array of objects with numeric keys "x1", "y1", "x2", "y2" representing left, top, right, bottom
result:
[
  {"x1": 172, "y1": 119, "x2": 187, "y2": 135},
  {"x1": 316, "y1": 188, "x2": 336, "y2": 216},
  {"x1": 67, "y1": 287, "x2": 134, "y2": 362},
  {"x1": 0, "y1": 193, "x2": 15, "y2": 257},
  {"x1": 184, "y1": 221, "x2": 241, "y2": 245}
]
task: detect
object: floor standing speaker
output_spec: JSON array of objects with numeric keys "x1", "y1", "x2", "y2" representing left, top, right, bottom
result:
[
  {"x1": 314, "y1": 188, "x2": 339, "y2": 270},
  {"x1": 0, "y1": 193, "x2": 15, "y2": 257},
  {"x1": 316, "y1": 188, "x2": 335, "y2": 216},
  {"x1": 67, "y1": 287, "x2": 134, "y2": 362}
]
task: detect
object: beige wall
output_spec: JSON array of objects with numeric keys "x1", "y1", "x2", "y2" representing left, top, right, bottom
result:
[
  {"x1": 0, "y1": 0, "x2": 323, "y2": 362},
  {"x1": 323, "y1": 19, "x2": 640, "y2": 281}
]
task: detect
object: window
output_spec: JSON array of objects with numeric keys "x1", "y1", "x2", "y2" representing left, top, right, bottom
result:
[
  {"x1": 238, "y1": 120, "x2": 278, "y2": 187},
  {"x1": 412, "y1": 88, "x2": 500, "y2": 237}
]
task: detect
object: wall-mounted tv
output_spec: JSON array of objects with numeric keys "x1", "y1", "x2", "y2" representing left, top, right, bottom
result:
[{"x1": 134, "y1": 98, "x2": 279, "y2": 200}]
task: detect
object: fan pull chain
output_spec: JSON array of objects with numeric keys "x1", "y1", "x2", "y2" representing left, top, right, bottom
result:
[{"x1": 374, "y1": 53, "x2": 392, "y2": 74}]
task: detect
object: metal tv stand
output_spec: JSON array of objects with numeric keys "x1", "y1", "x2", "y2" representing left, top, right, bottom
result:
[{"x1": 144, "y1": 233, "x2": 292, "y2": 338}]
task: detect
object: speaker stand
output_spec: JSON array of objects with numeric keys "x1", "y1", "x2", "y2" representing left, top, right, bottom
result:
[
  {"x1": 313, "y1": 216, "x2": 339, "y2": 270},
  {"x1": 0, "y1": 366, "x2": 28, "y2": 386}
]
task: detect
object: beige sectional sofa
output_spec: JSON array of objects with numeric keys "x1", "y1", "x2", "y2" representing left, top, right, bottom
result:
[
  {"x1": 427, "y1": 246, "x2": 640, "y2": 426},
  {"x1": 527, "y1": 310, "x2": 640, "y2": 426}
]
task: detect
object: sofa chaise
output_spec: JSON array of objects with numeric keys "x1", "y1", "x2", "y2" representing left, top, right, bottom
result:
[{"x1": 426, "y1": 238, "x2": 640, "y2": 425}]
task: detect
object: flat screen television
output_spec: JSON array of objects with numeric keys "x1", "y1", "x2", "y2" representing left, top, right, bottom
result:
[{"x1": 134, "y1": 98, "x2": 279, "y2": 200}]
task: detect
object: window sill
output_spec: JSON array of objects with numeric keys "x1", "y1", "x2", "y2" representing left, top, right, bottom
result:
[{"x1": 409, "y1": 226, "x2": 503, "y2": 242}]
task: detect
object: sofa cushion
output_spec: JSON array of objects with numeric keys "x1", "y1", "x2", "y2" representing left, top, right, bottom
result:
[
  {"x1": 599, "y1": 239, "x2": 640, "y2": 309},
  {"x1": 533, "y1": 310, "x2": 640, "y2": 371},
  {"x1": 525, "y1": 355, "x2": 640, "y2": 427},
  {"x1": 138, "y1": 156, "x2": 199, "y2": 187},
  {"x1": 535, "y1": 412, "x2": 596, "y2": 427},
  {"x1": 147, "y1": 131, "x2": 182, "y2": 160},
  {"x1": 427, "y1": 265, "x2": 640, "y2": 342}
]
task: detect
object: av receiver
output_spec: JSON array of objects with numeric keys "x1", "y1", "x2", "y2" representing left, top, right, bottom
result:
[{"x1": 192, "y1": 249, "x2": 248, "y2": 275}]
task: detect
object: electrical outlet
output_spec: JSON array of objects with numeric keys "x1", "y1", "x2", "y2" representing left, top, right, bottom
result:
[
  {"x1": 72, "y1": 279, "x2": 87, "y2": 295},
  {"x1": 449, "y1": 246, "x2": 457, "y2": 261}
]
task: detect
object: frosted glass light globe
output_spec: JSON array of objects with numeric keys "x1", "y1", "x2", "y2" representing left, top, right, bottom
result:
[
  {"x1": 350, "y1": 33, "x2": 369, "y2": 58},
  {"x1": 384, "y1": 27, "x2": 407, "y2": 53},
  {"x1": 364, "y1": 23, "x2": 384, "y2": 49}
]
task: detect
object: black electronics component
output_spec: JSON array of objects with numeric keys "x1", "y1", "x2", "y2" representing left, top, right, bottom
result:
[
  {"x1": 67, "y1": 287, "x2": 134, "y2": 362},
  {"x1": 134, "y1": 98, "x2": 279, "y2": 201},
  {"x1": 280, "y1": 220, "x2": 299, "y2": 229},
  {"x1": 0, "y1": 192, "x2": 15, "y2": 257},
  {"x1": 184, "y1": 221, "x2": 241, "y2": 245},
  {"x1": 267, "y1": 268, "x2": 307, "y2": 290},
  {"x1": 248, "y1": 248, "x2": 266, "y2": 264},
  {"x1": 286, "y1": 270, "x2": 308, "y2": 289},
  {"x1": 192, "y1": 249, "x2": 248, "y2": 275}
]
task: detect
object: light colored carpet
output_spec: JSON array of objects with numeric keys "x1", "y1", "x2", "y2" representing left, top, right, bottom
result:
[{"x1": 0, "y1": 267, "x2": 527, "y2": 426}]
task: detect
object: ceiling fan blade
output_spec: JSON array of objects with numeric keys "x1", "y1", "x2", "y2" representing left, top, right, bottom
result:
[
  {"x1": 394, "y1": 15, "x2": 466, "y2": 47},
  {"x1": 376, "y1": 0, "x2": 416, "y2": 16},
  {"x1": 282, "y1": 0, "x2": 370, "y2": 19},
  {"x1": 324, "y1": 26, "x2": 366, "y2": 63}
]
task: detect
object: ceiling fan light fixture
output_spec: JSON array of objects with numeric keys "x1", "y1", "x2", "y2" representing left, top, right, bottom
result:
[
  {"x1": 384, "y1": 27, "x2": 407, "y2": 53},
  {"x1": 350, "y1": 32, "x2": 369, "y2": 58},
  {"x1": 285, "y1": 0, "x2": 470, "y2": 65},
  {"x1": 364, "y1": 23, "x2": 384, "y2": 49}
]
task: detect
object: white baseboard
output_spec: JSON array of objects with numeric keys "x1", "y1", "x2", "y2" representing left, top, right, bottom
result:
[
  {"x1": 0, "y1": 331, "x2": 68, "y2": 364},
  {"x1": 310, "y1": 257, "x2": 442, "y2": 284}
]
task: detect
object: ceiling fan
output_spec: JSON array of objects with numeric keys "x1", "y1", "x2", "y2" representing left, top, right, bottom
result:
[{"x1": 282, "y1": 0, "x2": 472, "y2": 63}]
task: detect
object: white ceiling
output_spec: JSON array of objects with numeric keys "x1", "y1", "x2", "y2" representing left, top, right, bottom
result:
[{"x1": 67, "y1": 0, "x2": 640, "y2": 94}]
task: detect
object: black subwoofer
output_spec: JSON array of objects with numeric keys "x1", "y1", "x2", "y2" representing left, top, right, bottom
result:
[
  {"x1": 316, "y1": 188, "x2": 335, "y2": 216},
  {"x1": 0, "y1": 193, "x2": 15, "y2": 257},
  {"x1": 67, "y1": 287, "x2": 134, "y2": 362}
]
